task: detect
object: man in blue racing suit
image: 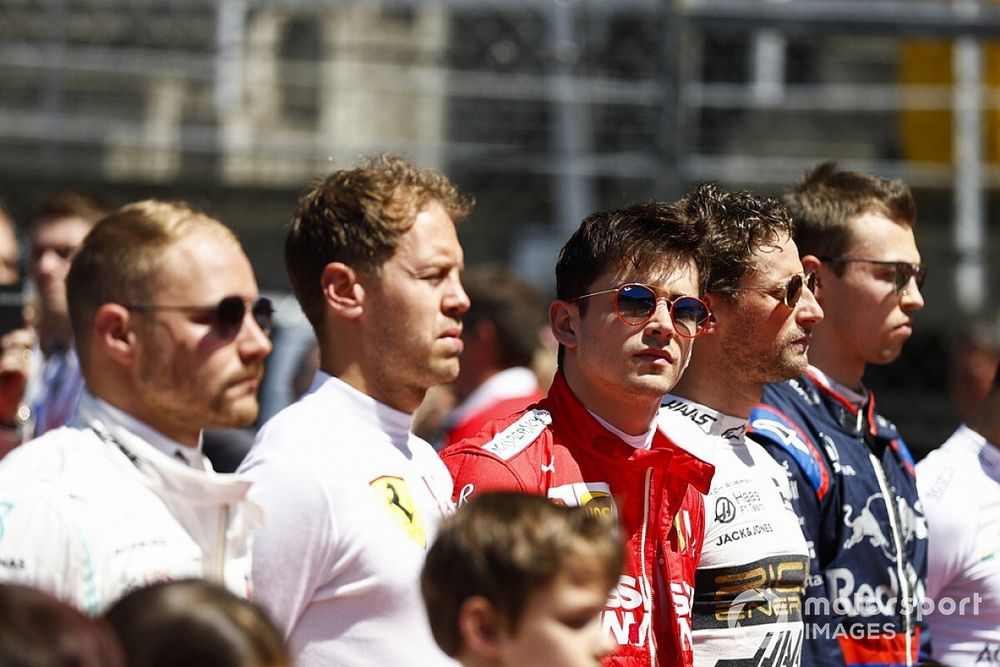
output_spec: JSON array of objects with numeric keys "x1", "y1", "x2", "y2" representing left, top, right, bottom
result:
[{"x1": 748, "y1": 163, "x2": 931, "y2": 667}]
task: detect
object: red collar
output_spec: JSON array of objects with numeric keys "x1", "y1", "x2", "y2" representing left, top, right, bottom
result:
[{"x1": 542, "y1": 371, "x2": 714, "y2": 494}]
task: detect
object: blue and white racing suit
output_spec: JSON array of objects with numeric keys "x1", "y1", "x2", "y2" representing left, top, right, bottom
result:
[{"x1": 748, "y1": 369, "x2": 931, "y2": 667}]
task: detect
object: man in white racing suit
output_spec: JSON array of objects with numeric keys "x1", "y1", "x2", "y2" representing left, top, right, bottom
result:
[
  {"x1": 658, "y1": 185, "x2": 821, "y2": 667},
  {"x1": 0, "y1": 200, "x2": 272, "y2": 613},
  {"x1": 918, "y1": 360, "x2": 1000, "y2": 665}
]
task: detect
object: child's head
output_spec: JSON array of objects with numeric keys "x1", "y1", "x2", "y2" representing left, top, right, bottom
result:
[{"x1": 422, "y1": 492, "x2": 623, "y2": 667}]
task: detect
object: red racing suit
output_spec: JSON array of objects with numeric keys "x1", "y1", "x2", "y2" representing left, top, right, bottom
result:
[{"x1": 440, "y1": 372, "x2": 715, "y2": 667}]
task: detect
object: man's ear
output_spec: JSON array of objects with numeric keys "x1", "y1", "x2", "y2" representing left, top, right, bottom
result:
[
  {"x1": 93, "y1": 304, "x2": 136, "y2": 366},
  {"x1": 802, "y1": 255, "x2": 825, "y2": 299},
  {"x1": 321, "y1": 262, "x2": 364, "y2": 320},
  {"x1": 458, "y1": 596, "x2": 505, "y2": 660},
  {"x1": 549, "y1": 300, "x2": 578, "y2": 351}
]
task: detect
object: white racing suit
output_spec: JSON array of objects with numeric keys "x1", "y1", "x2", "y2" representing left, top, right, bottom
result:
[{"x1": 0, "y1": 391, "x2": 260, "y2": 614}]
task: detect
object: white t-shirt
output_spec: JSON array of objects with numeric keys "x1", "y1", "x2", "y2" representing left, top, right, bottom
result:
[
  {"x1": 659, "y1": 394, "x2": 810, "y2": 667},
  {"x1": 917, "y1": 425, "x2": 1000, "y2": 666},
  {"x1": 239, "y1": 373, "x2": 457, "y2": 667}
]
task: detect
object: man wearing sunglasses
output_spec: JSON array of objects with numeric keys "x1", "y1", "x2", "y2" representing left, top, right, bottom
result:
[
  {"x1": 239, "y1": 155, "x2": 471, "y2": 667},
  {"x1": 748, "y1": 163, "x2": 930, "y2": 667},
  {"x1": 0, "y1": 199, "x2": 273, "y2": 613},
  {"x1": 440, "y1": 202, "x2": 715, "y2": 667},
  {"x1": 657, "y1": 185, "x2": 823, "y2": 667}
]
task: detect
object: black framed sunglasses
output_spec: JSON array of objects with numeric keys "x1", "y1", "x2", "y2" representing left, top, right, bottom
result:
[
  {"x1": 715, "y1": 272, "x2": 817, "y2": 309},
  {"x1": 568, "y1": 283, "x2": 711, "y2": 338},
  {"x1": 818, "y1": 257, "x2": 927, "y2": 295},
  {"x1": 125, "y1": 296, "x2": 275, "y2": 338}
]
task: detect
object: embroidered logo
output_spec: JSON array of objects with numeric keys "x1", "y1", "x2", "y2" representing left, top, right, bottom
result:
[
  {"x1": 483, "y1": 410, "x2": 552, "y2": 460},
  {"x1": 370, "y1": 476, "x2": 426, "y2": 548},
  {"x1": 548, "y1": 482, "x2": 618, "y2": 522}
]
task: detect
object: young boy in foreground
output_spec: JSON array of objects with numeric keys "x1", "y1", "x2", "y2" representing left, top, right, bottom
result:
[{"x1": 422, "y1": 492, "x2": 623, "y2": 667}]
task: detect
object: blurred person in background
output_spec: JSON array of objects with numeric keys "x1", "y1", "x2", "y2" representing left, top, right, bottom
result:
[
  {"x1": 442, "y1": 264, "x2": 546, "y2": 447},
  {"x1": 0, "y1": 582, "x2": 125, "y2": 667},
  {"x1": 948, "y1": 311, "x2": 1000, "y2": 422},
  {"x1": 658, "y1": 185, "x2": 821, "y2": 666},
  {"x1": 440, "y1": 202, "x2": 714, "y2": 667},
  {"x1": 917, "y1": 359, "x2": 1000, "y2": 666},
  {"x1": 0, "y1": 191, "x2": 111, "y2": 450},
  {"x1": 749, "y1": 163, "x2": 930, "y2": 667},
  {"x1": 240, "y1": 155, "x2": 472, "y2": 667},
  {"x1": 0, "y1": 199, "x2": 28, "y2": 457},
  {"x1": 105, "y1": 579, "x2": 289, "y2": 667},
  {"x1": 0, "y1": 199, "x2": 19, "y2": 284},
  {"x1": 0, "y1": 200, "x2": 272, "y2": 613}
]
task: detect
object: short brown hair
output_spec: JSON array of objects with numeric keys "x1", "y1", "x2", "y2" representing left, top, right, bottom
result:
[
  {"x1": 421, "y1": 492, "x2": 622, "y2": 658},
  {"x1": 285, "y1": 154, "x2": 474, "y2": 334},
  {"x1": 31, "y1": 189, "x2": 112, "y2": 229},
  {"x1": 66, "y1": 199, "x2": 238, "y2": 369},
  {"x1": 104, "y1": 579, "x2": 288, "y2": 667},
  {"x1": 555, "y1": 201, "x2": 709, "y2": 303},
  {"x1": 679, "y1": 183, "x2": 794, "y2": 294},
  {"x1": 783, "y1": 162, "x2": 916, "y2": 259},
  {"x1": 0, "y1": 583, "x2": 125, "y2": 667}
]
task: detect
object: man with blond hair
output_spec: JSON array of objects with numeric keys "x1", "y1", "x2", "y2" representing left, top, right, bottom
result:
[
  {"x1": 0, "y1": 199, "x2": 273, "y2": 613},
  {"x1": 240, "y1": 155, "x2": 472, "y2": 667}
]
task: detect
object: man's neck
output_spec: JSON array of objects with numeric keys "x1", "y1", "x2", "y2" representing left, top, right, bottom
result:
[
  {"x1": 806, "y1": 331, "x2": 865, "y2": 389},
  {"x1": 968, "y1": 393, "x2": 1000, "y2": 449},
  {"x1": 671, "y1": 366, "x2": 760, "y2": 420},
  {"x1": 562, "y1": 363, "x2": 658, "y2": 436},
  {"x1": 36, "y1": 312, "x2": 72, "y2": 356}
]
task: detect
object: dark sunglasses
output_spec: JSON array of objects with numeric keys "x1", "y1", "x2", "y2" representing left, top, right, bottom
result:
[
  {"x1": 818, "y1": 257, "x2": 927, "y2": 295},
  {"x1": 568, "y1": 283, "x2": 711, "y2": 338},
  {"x1": 716, "y1": 272, "x2": 818, "y2": 309},
  {"x1": 125, "y1": 296, "x2": 274, "y2": 338}
]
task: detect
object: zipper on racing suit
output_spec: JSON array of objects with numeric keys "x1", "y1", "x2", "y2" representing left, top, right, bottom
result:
[
  {"x1": 858, "y1": 402, "x2": 914, "y2": 667},
  {"x1": 641, "y1": 466, "x2": 657, "y2": 666},
  {"x1": 868, "y1": 451, "x2": 914, "y2": 667},
  {"x1": 214, "y1": 504, "x2": 229, "y2": 583}
]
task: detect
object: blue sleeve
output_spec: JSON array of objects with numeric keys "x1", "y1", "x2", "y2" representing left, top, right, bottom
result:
[{"x1": 750, "y1": 406, "x2": 845, "y2": 667}]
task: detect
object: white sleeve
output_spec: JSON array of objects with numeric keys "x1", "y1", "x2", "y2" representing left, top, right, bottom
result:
[
  {"x1": 0, "y1": 487, "x2": 95, "y2": 613},
  {"x1": 241, "y1": 450, "x2": 337, "y2": 639},
  {"x1": 917, "y1": 459, "x2": 973, "y2": 601}
]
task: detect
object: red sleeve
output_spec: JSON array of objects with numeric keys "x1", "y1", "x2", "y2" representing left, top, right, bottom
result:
[
  {"x1": 440, "y1": 449, "x2": 529, "y2": 505},
  {"x1": 684, "y1": 486, "x2": 707, "y2": 570}
]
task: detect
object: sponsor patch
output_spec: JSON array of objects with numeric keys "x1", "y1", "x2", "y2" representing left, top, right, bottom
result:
[
  {"x1": 370, "y1": 476, "x2": 426, "y2": 548},
  {"x1": 548, "y1": 482, "x2": 618, "y2": 522},
  {"x1": 483, "y1": 410, "x2": 552, "y2": 461}
]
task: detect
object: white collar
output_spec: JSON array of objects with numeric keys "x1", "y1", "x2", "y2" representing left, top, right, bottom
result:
[
  {"x1": 660, "y1": 393, "x2": 748, "y2": 445},
  {"x1": 311, "y1": 372, "x2": 415, "y2": 442},
  {"x1": 808, "y1": 365, "x2": 867, "y2": 407},
  {"x1": 587, "y1": 409, "x2": 655, "y2": 450},
  {"x1": 75, "y1": 391, "x2": 209, "y2": 471}
]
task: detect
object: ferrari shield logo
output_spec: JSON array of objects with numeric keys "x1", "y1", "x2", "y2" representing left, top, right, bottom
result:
[{"x1": 370, "y1": 476, "x2": 426, "y2": 548}]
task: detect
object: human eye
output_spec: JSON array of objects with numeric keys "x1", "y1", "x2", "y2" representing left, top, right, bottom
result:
[{"x1": 559, "y1": 606, "x2": 603, "y2": 630}]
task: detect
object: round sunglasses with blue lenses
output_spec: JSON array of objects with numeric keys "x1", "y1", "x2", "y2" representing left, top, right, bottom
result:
[{"x1": 569, "y1": 283, "x2": 711, "y2": 338}]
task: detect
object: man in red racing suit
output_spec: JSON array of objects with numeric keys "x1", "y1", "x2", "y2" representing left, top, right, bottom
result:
[{"x1": 440, "y1": 201, "x2": 715, "y2": 667}]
